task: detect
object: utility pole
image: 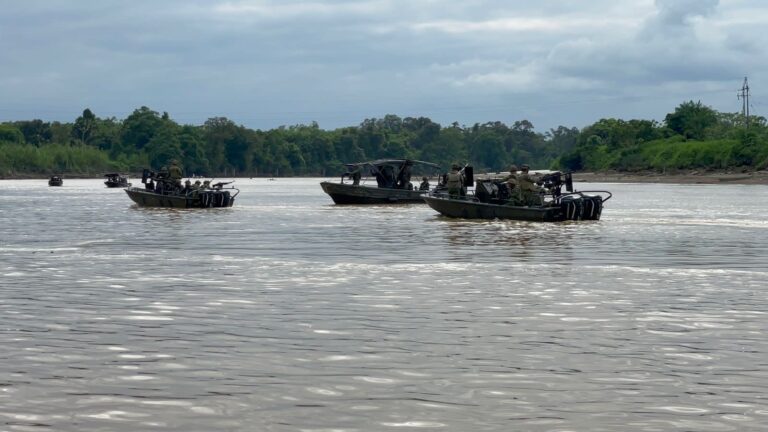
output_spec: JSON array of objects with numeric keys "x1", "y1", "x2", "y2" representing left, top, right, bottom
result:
[{"x1": 737, "y1": 77, "x2": 750, "y2": 128}]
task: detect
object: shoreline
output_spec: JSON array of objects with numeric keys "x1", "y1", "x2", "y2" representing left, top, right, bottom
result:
[
  {"x1": 573, "y1": 170, "x2": 768, "y2": 185},
  {"x1": 3, "y1": 170, "x2": 768, "y2": 185}
]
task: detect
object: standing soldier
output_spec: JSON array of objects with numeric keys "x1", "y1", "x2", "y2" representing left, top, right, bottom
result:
[{"x1": 446, "y1": 164, "x2": 463, "y2": 199}]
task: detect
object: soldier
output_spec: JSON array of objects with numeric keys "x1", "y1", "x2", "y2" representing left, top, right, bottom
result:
[
  {"x1": 344, "y1": 165, "x2": 361, "y2": 185},
  {"x1": 202, "y1": 180, "x2": 211, "y2": 190},
  {"x1": 168, "y1": 159, "x2": 183, "y2": 188},
  {"x1": 502, "y1": 165, "x2": 521, "y2": 204},
  {"x1": 502, "y1": 165, "x2": 519, "y2": 188},
  {"x1": 419, "y1": 176, "x2": 430, "y2": 191},
  {"x1": 445, "y1": 164, "x2": 463, "y2": 198},
  {"x1": 396, "y1": 159, "x2": 413, "y2": 190},
  {"x1": 518, "y1": 165, "x2": 543, "y2": 205}
]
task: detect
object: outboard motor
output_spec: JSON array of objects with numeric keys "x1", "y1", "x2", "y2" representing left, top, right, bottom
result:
[
  {"x1": 582, "y1": 195, "x2": 603, "y2": 220},
  {"x1": 560, "y1": 195, "x2": 584, "y2": 220}
]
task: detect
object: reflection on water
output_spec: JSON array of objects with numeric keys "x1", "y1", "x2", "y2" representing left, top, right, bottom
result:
[{"x1": 1, "y1": 178, "x2": 767, "y2": 431}]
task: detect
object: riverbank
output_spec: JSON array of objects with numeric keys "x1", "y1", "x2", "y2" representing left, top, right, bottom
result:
[
  {"x1": 573, "y1": 170, "x2": 768, "y2": 185},
  {"x1": 4, "y1": 170, "x2": 768, "y2": 185}
]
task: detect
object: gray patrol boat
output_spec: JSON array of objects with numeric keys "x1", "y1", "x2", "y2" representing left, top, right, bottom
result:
[
  {"x1": 423, "y1": 170, "x2": 611, "y2": 222},
  {"x1": 125, "y1": 169, "x2": 239, "y2": 208},
  {"x1": 320, "y1": 159, "x2": 442, "y2": 204}
]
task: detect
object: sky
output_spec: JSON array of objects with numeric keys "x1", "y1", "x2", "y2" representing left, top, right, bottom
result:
[{"x1": 1, "y1": 0, "x2": 766, "y2": 132}]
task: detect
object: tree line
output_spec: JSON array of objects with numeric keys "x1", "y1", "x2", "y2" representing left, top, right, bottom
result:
[{"x1": 1, "y1": 102, "x2": 766, "y2": 177}]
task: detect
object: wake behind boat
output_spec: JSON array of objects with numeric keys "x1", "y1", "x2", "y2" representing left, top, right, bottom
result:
[
  {"x1": 423, "y1": 169, "x2": 611, "y2": 222},
  {"x1": 320, "y1": 159, "x2": 442, "y2": 204}
]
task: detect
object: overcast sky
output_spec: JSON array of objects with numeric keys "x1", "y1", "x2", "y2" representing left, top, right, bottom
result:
[{"x1": 1, "y1": 0, "x2": 765, "y2": 131}]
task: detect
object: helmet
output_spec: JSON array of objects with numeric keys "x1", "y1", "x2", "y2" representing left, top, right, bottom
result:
[
  {"x1": 521, "y1": 164, "x2": 530, "y2": 170},
  {"x1": 451, "y1": 164, "x2": 460, "y2": 170},
  {"x1": 509, "y1": 165, "x2": 518, "y2": 172},
  {"x1": 170, "y1": 159, "x2": 178, "y2": 164},
  {"x1": 422, "y1": 176, "x2": 428, "y2": 181}
]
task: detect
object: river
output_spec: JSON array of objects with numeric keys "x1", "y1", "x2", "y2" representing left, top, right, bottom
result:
[{"x1": 1, "y1": 178, "x2": 767, "y2": 431}]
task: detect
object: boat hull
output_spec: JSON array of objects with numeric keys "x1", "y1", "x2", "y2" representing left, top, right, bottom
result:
[
  {"x1": 124, "y1": 187, "x2": 235, "y2": 208},
  {"x1": 423, "y1": 195, "x2": 565, "y2": 221},
  {"x1": 320, "y1": 182, "x2": 426, "y2": 204},
  {"x1": 105, "y1": 181, "x2": 131, "y2": 188}
]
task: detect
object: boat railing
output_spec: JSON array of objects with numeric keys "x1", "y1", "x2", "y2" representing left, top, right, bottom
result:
[{"x1": 556, "y1": 190, "x2": 613, "y2": 203}]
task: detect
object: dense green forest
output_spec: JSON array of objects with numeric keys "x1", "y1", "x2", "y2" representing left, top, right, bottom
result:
[{"x1": 1, "y1": 102, "x2": 767, "y2": 178}]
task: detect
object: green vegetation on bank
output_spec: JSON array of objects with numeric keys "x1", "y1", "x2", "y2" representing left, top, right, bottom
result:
[{"x1": 1, "y1": 101, "x2": 766, "y2": 177}]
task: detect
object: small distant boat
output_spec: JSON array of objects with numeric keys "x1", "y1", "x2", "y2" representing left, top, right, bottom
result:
[
  {"x1": 48, "y1": 175, "x2": 63, "y2": 187},
  {"x1": 104, "y1": 173, "x2": 131, "y2": 188},
  {"x1": 320, "y1": 159, "x2": 442, "y2": 204},
  {"x1": 423, "y1": 171, "x2": 612, "y2": 222},
  {"x1": 124, "y1": 169, "x2": 239, "y2": 208}
]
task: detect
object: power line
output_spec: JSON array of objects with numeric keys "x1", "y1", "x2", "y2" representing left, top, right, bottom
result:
[{"x1": 737, "y1": 76, "x2": 750, "y2": 128}]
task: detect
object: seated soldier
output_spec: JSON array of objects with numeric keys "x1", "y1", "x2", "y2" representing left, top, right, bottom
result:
[
  {"x1": 518, "y1": 165, "x2": 544, "y2": 205},
  {"x1": 419, "y1": 176, "x2": 430, "y2": 191}
]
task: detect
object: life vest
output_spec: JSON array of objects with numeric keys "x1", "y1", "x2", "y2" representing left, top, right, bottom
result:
[{"x1": 446, "y1": 171, "x2": 462, "y2": 188}]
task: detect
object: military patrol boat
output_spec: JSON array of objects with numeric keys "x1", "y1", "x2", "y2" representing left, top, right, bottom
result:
[
  {"x1": 48, "y1": 175, "x2": 63, "y2": 186},
  {"x1": 124, "y1": 169, "x2": 239, "y2": 208},
  {"x1": 423, "y1": 170, "x2": 612, "y2": 222},
  {"x1": 320, "y1": 159, "x2": 442, "y2": 204},
  {"x1": 104, "y1": 173, "x2": 131, "y2": 188}
]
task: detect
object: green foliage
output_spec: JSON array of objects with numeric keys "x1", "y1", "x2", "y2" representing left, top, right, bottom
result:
[
  {"x1": 0, "y1": 124, "x2": 25, "y2": 144},
  {"x1": 3, "y1": 100, "x2": 768, "y2": 177},
  {"x1": 0, "y1": 143, "x2": 115, "y2": 176},
  {"x1": 639, "y1": 137, "x2": 739, "y2": 170},
  {"x1": 121, "y1": 106, "x2": 163, "y2": 150},
  {"x1": 14, "y1": 120, "x2": 52, "y2": 145},
  {"x1": 72, "y1": 108, "x2": 97, "y2": 144},
  {"x1": 664, "y1": 101, "x2": 718, "y2": 140}
]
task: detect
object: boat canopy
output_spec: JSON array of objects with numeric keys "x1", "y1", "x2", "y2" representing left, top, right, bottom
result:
[
  {"x1": 344, "y1": 159, "x2": 441, "y2": 170},
  {"x1": 104, "y1": 173, "x2": 124, "y2": 177}
]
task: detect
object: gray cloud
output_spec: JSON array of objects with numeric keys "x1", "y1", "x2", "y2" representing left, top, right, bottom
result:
[{"x1": 1, "y1": 0, "x2": 766, "y2": 130}]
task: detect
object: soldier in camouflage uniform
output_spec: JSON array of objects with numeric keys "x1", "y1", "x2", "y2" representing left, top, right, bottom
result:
[{"x1": 518, "y1": 165, "x2": 543, "y2": 206}]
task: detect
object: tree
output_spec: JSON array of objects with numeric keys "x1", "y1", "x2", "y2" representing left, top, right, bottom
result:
[
  {"x1": 664, "y1": 101, "x2": 718, "y2": 140},
  {"x1": 420, "y1": 125, "x2": 466, "y2": 169},
  {"x1": 0, "y1": 124, "x2": 25, "y2": 144},
  {"x1": 121, "y1": 106, "x2": 164, "y2": 150},
  {"x1": 15, "y1": 120, "x2": 52, "y2": 145},
  {"x1": 72, "y1": 108, "x2": 97, "y2": 144},
  {"x1": 145, "y1": 123, "x2": 182, "y2": 168},
  {"x1": 467, "y1": 125, "x2": 506, "y2": 171},
  {"x1": 178, "y1": 126, "x2": 209, "y2": 175}
]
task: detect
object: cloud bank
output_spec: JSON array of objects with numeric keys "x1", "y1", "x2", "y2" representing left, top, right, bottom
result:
[{"x1": 1, "y1": 0, "x2": 766, "y2": 131}]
